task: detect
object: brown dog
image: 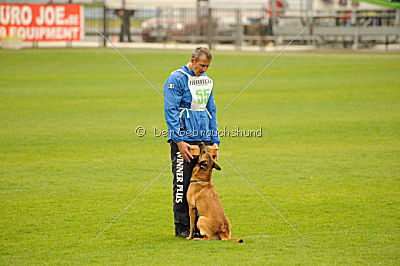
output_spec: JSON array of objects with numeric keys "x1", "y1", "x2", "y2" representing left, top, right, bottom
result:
[{"x1": 186, "y1": 144, "x2": 243, "y2": 243}]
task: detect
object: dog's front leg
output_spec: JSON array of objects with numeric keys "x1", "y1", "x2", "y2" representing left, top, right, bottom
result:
[{"x1": 187, "y1": 206, "x2": 196, "y2": 240}]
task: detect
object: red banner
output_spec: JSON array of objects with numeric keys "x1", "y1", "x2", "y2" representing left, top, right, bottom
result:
[{"x1": 0, "y1": 4, "x2": 84, "y2": 41}]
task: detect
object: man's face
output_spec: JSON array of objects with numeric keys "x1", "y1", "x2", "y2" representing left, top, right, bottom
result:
[{"x1": 191, "y1": 55, "x2": 211, "y2": 76}]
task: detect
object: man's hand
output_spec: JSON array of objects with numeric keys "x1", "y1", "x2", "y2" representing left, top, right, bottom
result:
[
  {"x1": 177, "y1": 141, "x2": 194, "y2": 162},
  {"x1": 212, "y1": 143, "x2": 219, "y2": 161}
]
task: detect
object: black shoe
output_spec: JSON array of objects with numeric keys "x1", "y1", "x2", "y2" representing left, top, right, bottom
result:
[
  {"x1": 193, "y1": 231, "x2": 205, "y2": 238},
  {"x1": 176, "y1": 231, "x2": 189, "y2": 238}
]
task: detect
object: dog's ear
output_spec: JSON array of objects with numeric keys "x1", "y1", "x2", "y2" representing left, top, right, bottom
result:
[
  {"x1": 212, "y1": 159, "x2": 221, "y2": 170},
  {"x1": 199, "y1": 142, "x2": 206, "y2": 154}
]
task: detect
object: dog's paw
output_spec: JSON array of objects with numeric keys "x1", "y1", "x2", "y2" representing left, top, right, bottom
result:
[{"x1": 186, "y1": 235, "x2": 193, "y2": 240}]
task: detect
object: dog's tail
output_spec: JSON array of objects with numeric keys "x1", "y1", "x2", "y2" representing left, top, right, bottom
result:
[{"x1": 224, "y1": 238, "x2": 244, "y2": 243}]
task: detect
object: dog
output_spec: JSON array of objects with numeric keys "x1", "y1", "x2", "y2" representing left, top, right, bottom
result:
[{"x1": 186, "y1": 143, "x2": 243, "y2": 243}]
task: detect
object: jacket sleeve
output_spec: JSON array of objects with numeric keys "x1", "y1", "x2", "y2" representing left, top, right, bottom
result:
[
  {"x1": 206, "y1": 90, "x2": 220, "y2": 145},
  {"x1": 164, "y1": 74, "x2": 184, "y2": 143}
]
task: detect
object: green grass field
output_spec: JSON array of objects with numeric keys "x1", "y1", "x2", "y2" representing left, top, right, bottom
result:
[{"x1": 1, "y1": 48, "x2": 399, "y2": 264}]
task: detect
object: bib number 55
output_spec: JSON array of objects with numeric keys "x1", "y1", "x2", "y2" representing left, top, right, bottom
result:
[{"x1": 196, "y1": 89, "x2": 210, "y2": 105}]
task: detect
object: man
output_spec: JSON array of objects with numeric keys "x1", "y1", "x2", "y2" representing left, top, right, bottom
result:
[
  {"x1": 115, "y1": 9, "x2": 135, "y2": 42},
  {"x1": 164, "y1": 47, "x2": 220, "y2": 238}
]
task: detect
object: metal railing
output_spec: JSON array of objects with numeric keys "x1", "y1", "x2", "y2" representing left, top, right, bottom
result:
[
  {"x1": 97, "y1": 6, "x2": 399, "y2": 49},
  {"x1": 1, "y1": 0, "x2": 399, "y2": 49}
]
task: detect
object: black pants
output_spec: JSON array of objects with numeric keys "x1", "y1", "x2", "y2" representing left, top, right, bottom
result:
[
  {"x1": 170, "y1": 141, "x2": 212, "y2": 235},
  {"x1": 119, "y1": 18, "x2": 131, "y2": 42}
]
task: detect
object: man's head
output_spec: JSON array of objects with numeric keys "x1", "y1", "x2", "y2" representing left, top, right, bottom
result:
[{"x1": 190, "y1": 47, "x2": 212, "y2": 76}]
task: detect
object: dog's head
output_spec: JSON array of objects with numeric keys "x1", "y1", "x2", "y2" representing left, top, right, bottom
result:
[
  {"x1": 197, "y1": 142, "x2": 221, "y2": 172},
  {"x1": 191, "y1": 143, "x2": 221, "y2": 182}
]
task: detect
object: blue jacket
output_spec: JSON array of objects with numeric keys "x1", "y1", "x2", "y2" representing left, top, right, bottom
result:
[{"x1": 164, "y1": 64, "x2": 220, "y2": 144}]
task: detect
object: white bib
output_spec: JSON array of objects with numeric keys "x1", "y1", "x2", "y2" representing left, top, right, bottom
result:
[{"x1": 177, "y1": 69, "x2": 213, "y2": 110}]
